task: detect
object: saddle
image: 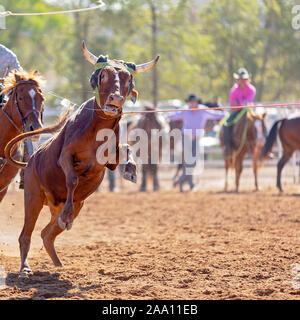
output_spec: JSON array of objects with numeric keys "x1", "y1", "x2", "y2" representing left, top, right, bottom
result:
[
  {"x1": 231, "y1": 112, "x2": 248, "y2": 150},
  {"x1": 222, "y1": 109, "x2": 249, "y2": 155}
]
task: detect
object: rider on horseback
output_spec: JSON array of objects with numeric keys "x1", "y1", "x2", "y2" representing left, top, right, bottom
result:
[
  {"x1": 0, "y1": 44, "x2": 22, "y2": 106},
  {"x1": 223, "y1": 68, "x2": 256, "y2": 157},
  {"x1": 0, "y1": 44, "x2": 22, "y2": 170}
]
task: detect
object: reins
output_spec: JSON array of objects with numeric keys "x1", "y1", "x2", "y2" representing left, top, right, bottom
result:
[{"x1": 1, "y1": 108, "x2": 22, "y2": 133}]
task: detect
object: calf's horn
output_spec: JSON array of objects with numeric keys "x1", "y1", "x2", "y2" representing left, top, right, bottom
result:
[
  {"x1": 82, "y1": 41, "x2": 98, "y2": 65},
  {"x1": 135, "y1": 56, "x2": 160, "y2": 74}
]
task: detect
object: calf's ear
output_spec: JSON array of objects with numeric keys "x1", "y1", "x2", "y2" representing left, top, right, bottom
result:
[{"x1": 130, "y1": 89, "x2": 138, "y2": 104}]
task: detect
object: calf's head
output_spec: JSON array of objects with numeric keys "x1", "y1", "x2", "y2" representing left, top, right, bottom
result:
[{"x1": 82, "y1": 41, "x2": 159, "y2": 118}]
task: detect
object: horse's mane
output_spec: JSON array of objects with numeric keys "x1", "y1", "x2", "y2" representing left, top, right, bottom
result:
[{"x1": 1, "y1": 69, "x2": 45, "y2": 95}]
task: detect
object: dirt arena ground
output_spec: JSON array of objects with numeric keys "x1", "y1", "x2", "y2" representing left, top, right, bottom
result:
[{"x1": 1, "y1": 166, "x2": 300, "y2": 300}]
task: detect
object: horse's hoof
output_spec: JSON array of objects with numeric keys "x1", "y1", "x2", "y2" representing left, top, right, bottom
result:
[
  {"x1": 58, "y1": 216, "x2": 66, "y2": 230},
  {"x1": 19, "y1": 267, "x2": 32, "y2": 278}
]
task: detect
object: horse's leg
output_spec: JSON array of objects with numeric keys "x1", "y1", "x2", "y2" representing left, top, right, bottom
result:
[
  {"x1": 252, "y1": 147, "x2": 259, "y2": 191},
  {"x1": 140, "y1": 165, "x2": 147, "y2": 192},
  {"x1": 235, "y1": 161, "x2": 242, "y2": 193},
  {"x1": 152, "y1": 165, "x2": 159, "y2": 191},
  {"x1": 235, "y1": 152, "x2": 245, "y2": 193},
  {"x1": 19, "y1": 173, "x2": 45, "y2": 276},
  {"x1": 0, "y1": 186, "x2": 8, "y2": 202},
  {"x1": 277, "y1": 152, "x2": 292, "y2": 193},
  {"x1": 58, "y1": 150, "x2": 78, "y2": 230},
  {"x1": 0, "y1": 160, "x2": 20, "y2": 203},
  {"x1": 224, "y1": 159, "x2": 230, "y2": 192},
  {"x1": 42, "y1": 201, "x2": 83, "y2": 267}
]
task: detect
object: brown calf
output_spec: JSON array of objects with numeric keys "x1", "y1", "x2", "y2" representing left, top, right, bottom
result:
[{"x1": 5, "y1": 42, "x2": 159, "y2": 276}]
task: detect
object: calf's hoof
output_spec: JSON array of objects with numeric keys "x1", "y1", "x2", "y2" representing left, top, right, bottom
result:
[
  {"x1": 124, "y1": 172, "x2": 137, "y2": 183},
  {"x1": 58, "y1": 216, "x2": 73, "y2": 231},
  {"x1": 19, "y1": 267, "x2": 32, "y2": 278},
  {"x1": 124, "y1": 163, "x2": 137, "y2": 183},
  {"x1": 58, "y1": 216, "x2": 66, "y2": 230},
  {"x1": 66, "y1": 222, "x2": 73, "y2": 231}
]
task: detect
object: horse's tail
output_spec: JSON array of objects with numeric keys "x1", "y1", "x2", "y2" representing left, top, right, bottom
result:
[
  {"x1": 5, "y1": 106, "x2": 73, "y2": 169},
  {"x1": 260, "y1": 119, "x2": 284, "y2": 159}
]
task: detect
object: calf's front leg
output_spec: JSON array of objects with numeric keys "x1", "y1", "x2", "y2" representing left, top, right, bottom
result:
[
  {"x1": 107, "y1": 143, "x2": 137, "y2": 183},
  {"x1": 120, "y1": 144, "x2": 137, "y2": 183},
  {"x1": 58, "y1": 149, "x2": 78, "y2": 230}
]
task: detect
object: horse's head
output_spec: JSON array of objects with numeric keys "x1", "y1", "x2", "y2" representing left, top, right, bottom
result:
[
  {"x1": 82, "y1": 41, "x2": 159, "y2": 118},
  {"x1": 3, "y1": 70, "x2": 44, "y2": 139}
]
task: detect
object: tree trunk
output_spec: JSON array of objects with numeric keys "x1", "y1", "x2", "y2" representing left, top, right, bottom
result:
[
  {"x1": 148, "y1": 0, "x2": 158, "y2": 107},
  {"x1": 73, "y1": 1, "x2": 90, "y2": 102}
]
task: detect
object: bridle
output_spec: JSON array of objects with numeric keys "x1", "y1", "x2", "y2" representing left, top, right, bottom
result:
[{"x1": 1, "y1": 80, "x2": 43, "y2": 133}]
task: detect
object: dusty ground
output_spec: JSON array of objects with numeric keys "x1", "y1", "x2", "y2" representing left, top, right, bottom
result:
[{"x1": 1, "y1": 166, "x2": 300, "y2": 300}]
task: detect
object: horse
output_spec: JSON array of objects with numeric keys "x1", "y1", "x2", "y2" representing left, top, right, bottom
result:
[
  {"x1": 5, "y1": 41, "x2": 159, "y2": 276},
  {"x1": 260, "y1": 117, "x2": 300, "y2": 192},
  {"x1": 0, "y1": 70, "x2": 44, "y2": 202},
  {"x1": 219, "y1": 110, "x2": 267, "y2": 192},
  {"x1": 128, "y1": 107, "x2": 169, "y2": 191}
]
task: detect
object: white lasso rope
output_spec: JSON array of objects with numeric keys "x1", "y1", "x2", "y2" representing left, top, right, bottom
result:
[{"x1": 0, "y1": 1, "x2": 104, "y2": 17}]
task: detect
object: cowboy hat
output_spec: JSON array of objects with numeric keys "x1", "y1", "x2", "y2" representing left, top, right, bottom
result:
[
  {"x1": 185, "y1": 94, "x2": 201, "y2": 103},
  {"x1": 233, "y1": 68, "x2": 251, "y2": 80}
]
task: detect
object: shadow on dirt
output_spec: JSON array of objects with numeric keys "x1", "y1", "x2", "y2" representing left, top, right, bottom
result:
[{"x1": 5, "y1": 271, "x2": 93, "y2": 299}]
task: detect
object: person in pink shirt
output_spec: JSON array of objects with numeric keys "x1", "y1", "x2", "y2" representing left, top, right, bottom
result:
[{"x1": 224, "y1": 68, "x2": 256, "y2": 156}]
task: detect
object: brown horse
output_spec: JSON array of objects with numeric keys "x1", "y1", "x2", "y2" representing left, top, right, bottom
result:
[
  {"x1": 219, "y1": 111, "x2": 267, "y2": 192},
  {"x1": 260, "y1": 117, "x2": 300, "y2": 192},
  {"x1": 128, "y1": 107, "x2": 169, "y2": 191},
  {"x1": 0, "y1": 70, "x2": 44, "y2": 202},
  {"x1": 5, "y1": 41, "x2": 159, "y2": 276}
]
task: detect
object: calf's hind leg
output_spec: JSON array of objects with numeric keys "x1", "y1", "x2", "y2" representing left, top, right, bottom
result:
[
  {"x1": 19, "y1": 176, "x2": 45, "y2": 276},
  {"x1": 58, "y1": 151, "x2": 79, "y2": 230},
  {"x1": 42, "y1": 201, "x2": 84, "y2": 267}
]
